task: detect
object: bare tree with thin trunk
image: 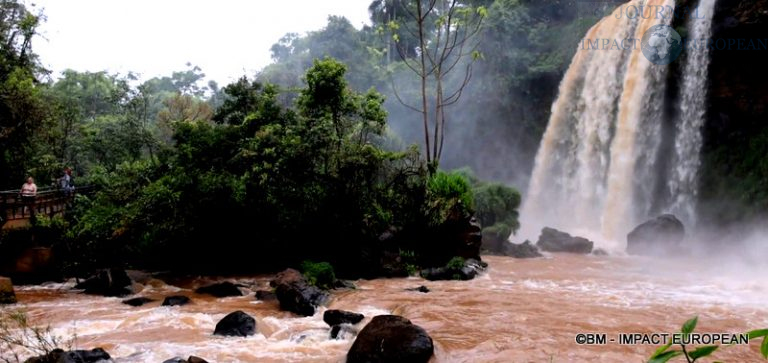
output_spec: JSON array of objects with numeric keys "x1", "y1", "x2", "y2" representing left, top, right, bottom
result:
[{"x1": 383, "y1": 0, "x2": 486, "y2": 169}]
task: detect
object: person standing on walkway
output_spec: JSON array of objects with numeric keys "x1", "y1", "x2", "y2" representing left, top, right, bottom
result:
[
  {"x1": 59, "y1": 167, "x2": 75, "y2": 196},
  {"x1": 20, "y1": 176, "x2": 37, "y2": 216}
]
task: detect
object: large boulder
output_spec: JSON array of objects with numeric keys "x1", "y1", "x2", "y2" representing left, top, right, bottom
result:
[
  {"x1": 255, "y1": 290, "x2": 276, "y2": 301},
  {"x1": 460, "y1": 217, "x2": 483, "y2": 260},
  {"x1": 213, "y1": 310, "x2": 256, "y2": 337},
  {"x1": 360, "y1": 228, "x2": 410, "y2": 278},
  {"x1": 74, "y1": 269, "x2": 135, "y2": 297},
  {"x1": 480, "y1": 224, "x2": 512, "y2": 255},
  {"x1": 269, "y1": 268, "x2": 328, "y2": 316},
  {"x1": 162, "y1": 295, "x2": 191, "y2": 306},
  {"x1": 425, "y1": 216, "x2": 483, "y2": 266},
  {"x1": 503, "y1": 240, "x2": 543, "y2": 258},
  {"x1": 25, "y1": 348, "x2": 112, "y2": 363},
  {"x1": 323, "y1": 310, "x2": 364, "y2": 326},
  {"x1": 347, "y1": 315, "x2": 434, "y2": 363},
  {"x1": 536, "y1": 228, "x2": 594, "y2": 254},
  {"x1": 626, "y1": 214, "x2": 685, "y2": 256},
  {"x1": 195, "y1": 282, "x2": 243, "y2": 297},
  {"x1": 420, "y1": 258, "x2": 486, "y2": 281},
  {"x1": 0, "y1": 276, "x2": 16, "y2": 304}
]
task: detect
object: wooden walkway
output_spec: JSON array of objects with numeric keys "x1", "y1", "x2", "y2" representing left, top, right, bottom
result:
[{"x1": 0, "y1": 186, "x2": 93, "y2": 229}]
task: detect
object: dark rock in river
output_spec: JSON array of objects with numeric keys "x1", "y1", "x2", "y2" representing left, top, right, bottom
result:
[
  {"x1": 347, "y1": 315, "x2": 434, "y2": 363},
  {"x1": 25, "y1": 347, "x2": 112, "y2": 363},
  {"x1": 626, "y1": 214, "x2": 685, "y2": 256},
  {"x1": 462, "y1": 217, "x2": 484, "y2": 259},
  {"x1": 330, "y1": 324, "x2": 358, "y2": 340},
  {"x1": 420, "y1": 258, "x2": 486, "y2": 281},
  {"x1": 0, "y1": 276, "x2": 16, "y2": 304},
  {"x1": 425, "y1": 216, "x2": 483, "y2": 267},
  {"x1": 75, "y1": 268, "x2": 135, "y2": 297},
  {"x1": 213, "y1": 310, "x2": 256, "y2": 337},
  {"x1": 536, "y1": 227, "x2": 594, "y2": 254},
  {"x1": 255, "y1": 290, "x2": 276, "y2": 301},
  {"x1": 195, "y1": 281, "x2": 243, "y2": 297},
  {"x1": 333, "y1": 279, "x2": 357, "y2": 290},
  {"x1": 362, "y1": 213, "x2": 484, "y2": 279},
  {"x1": 363, "y1": 228, "x2": 410, "y2": 278},
  {"x1": 592, "y1": 248, "x2": 609, "y2": 256},
  {"x1": 162, "y1": 356, "x2": 209, "y2": 363},
  {"x1": 504, "y1": 240, "x2": 543, "y2": 258},
  {"x1": 419, "y1": 268, "x2": 445, "y2": 281},
  {"x1": 121, "y1": 297, "x2": 153, "y2": 307},
  {"x1": 269, "y1": 268, "x2": 328, "y2": 316},
  {"x1": 162, "y1": 295, "x2": 191, "y2": 306},
  {"x1": 405, "y1": 285, "x2": 430, "y2": 293},
  {"x1": 480, "y1": 224, "x2": 511, "y2": 255},
  {"x1": 323, "y1": 309, "x2": 364, "y2": 326}
]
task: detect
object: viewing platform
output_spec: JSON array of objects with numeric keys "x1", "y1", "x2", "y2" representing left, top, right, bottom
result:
[{"x1": 0, "y1": 186, "x2": 94, "y2": 230}]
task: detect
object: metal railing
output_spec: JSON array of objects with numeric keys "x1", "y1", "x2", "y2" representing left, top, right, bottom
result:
[{"x1": 0, "y1": 185, "x2": 95, "y2": 222}]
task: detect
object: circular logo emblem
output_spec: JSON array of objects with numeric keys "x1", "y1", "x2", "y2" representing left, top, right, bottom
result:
[{"x1": 641, "y1": 25, "x2": 683, "y2": 65}]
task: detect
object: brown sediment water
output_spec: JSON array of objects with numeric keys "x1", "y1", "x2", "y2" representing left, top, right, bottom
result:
[{"x1": 4, "y1": 254, "x2": 767, "y2": 362}]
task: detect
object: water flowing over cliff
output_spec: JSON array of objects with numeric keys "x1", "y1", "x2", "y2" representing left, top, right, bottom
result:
[
  {"x1": 668, "y1": 0, "x2": 718, "y2": 225},
  {"x1": 521, "y1": 0, "x2": 718, "y2": 249}
]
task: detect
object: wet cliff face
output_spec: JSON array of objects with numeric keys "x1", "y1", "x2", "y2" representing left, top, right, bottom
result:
[
  {"x1": 708, "y1": 0, "x2": 768, "y2": 136},
  {"x1": 696, "y1": 0, "x2": 768, "y2": 226}
]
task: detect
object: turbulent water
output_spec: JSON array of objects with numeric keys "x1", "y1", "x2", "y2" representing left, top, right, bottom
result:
[
  {"x1": 521, "y1": 0, "x2": 717, "y2": 248},
  {"x1": 4, "y1": 255, "x2": 768, "y2": 362}
]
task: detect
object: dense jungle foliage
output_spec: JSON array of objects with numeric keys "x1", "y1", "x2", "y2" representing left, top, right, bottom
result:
[{"x1": 2, "y1": 0, "x2": 767, "y2": 277}]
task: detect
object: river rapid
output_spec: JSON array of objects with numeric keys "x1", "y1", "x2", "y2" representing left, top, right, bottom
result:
[{"x1": 5, "y1": 254, "x2": 768, "y2": 362}]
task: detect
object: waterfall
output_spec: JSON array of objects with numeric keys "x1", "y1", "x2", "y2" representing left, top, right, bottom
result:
[
  {"x1": 667, "y1": 0, "x2": 718, "y2": 226},
  {"x1": 520, "y1": 0, "x2": 717, "y2": 249}
]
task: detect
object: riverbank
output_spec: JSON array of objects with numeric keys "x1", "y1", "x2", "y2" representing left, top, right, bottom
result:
[{"x1": 5, "y1": 254, "x2": 768, "y2": 362}]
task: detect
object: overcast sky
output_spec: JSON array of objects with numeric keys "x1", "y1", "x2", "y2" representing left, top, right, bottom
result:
[{"x1": 30, "y1": 0, "x2": 371, "y2": 84}]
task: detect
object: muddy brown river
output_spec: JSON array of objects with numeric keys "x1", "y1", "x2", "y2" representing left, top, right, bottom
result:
[{"x1": 4, "y1": 254, "x2": 767, "y2": 362}]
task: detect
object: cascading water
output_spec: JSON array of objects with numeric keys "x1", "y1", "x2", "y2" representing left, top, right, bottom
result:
[
  {"x1": 520, "y1": 0, "x2": 717, "y2": 249},
  {"x1": 668, "y1": 0, "x2": 718, "y2": 226}
]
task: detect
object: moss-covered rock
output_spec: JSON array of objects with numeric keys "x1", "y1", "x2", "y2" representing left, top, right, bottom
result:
[
  {"x1": 300, "y1": 261, "x2": 336, "y2": 289},
  {"x1": 481, "y1": 223, "x2": 512, "y2": 254},
  {"x1": 536, "y1": 227, "x2": 593, "y2": 254}
]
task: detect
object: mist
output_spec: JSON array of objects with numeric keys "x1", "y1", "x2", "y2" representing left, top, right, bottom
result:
[
  {"x1": 252, "y1": 0, "x2": 768, "y2": 260},
  {"x1": 4, "y1": 1, "x2": 768, "y2": 362}
]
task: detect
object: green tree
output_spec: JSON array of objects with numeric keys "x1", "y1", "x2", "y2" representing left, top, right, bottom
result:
[
  {"x1": 66, "y1": 58, "x2": 429, "y2": 275},
  {"x1": 42, "y1": 70, "x2": 132, "y2": 172},
  {"x1": 369, "y1": 0, "x2": 421, "y2": 62},
  {"x1": 42, "y1": 70, "x2": 160, "y2": 173},
  {"x1": 0, "y1": 0, "x2": 46, "y2": 188},
  {"x1": 142, "y1": 63, "x2": 208, "y2": 97},
  {"x1": 212, "y1": 77, "x2": 268, "y2": 125},
  {"x1": 261, "y1": 16, "x2": 382, "y2": 93}
]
